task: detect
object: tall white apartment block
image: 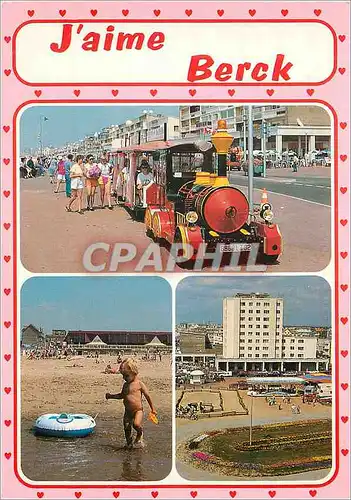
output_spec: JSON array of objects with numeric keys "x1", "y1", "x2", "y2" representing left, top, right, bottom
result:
[{"x1": 223, "y1": 293, "x2": 283, "y2": 359}]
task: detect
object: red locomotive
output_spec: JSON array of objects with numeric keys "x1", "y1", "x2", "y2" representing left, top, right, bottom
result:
[{"x1": 110, "y1": 120, "x2": 282, "y2": 264}]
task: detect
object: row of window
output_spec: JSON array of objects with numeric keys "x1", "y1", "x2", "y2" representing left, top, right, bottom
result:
[{"x1": 238, "y1": 353, "x2": 304, "y2": 358}]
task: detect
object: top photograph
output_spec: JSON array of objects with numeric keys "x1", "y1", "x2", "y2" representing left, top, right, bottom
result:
[{"x1": 19, "y1": 104, "x2": 332, "y2": 274}]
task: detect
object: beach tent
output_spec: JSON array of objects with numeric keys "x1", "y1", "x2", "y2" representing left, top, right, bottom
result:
[
  {"x1": 86, "y1": 335, "x2": 107, "y2": 348},
  {"x1": 145, "y1": 336, "x2": 168, "y2": 348}
]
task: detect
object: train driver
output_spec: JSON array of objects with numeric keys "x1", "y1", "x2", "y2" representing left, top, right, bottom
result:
[{"x1": 136, "y1": 161, "x2": 153, "y2": 205}]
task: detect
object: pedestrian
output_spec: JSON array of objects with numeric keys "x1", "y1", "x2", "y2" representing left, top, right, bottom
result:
[
  {"x1": 98, "y1": 156, "x2": 113, "y2": 210},
  {"x1": 65, "y1": 155, "x2": 85, "y2": 215},
  {"x1": 20, "y1": 157, "x2": 28, "y2": 178},
  {"x1": 48, "y1": 157, "x2": 57, "y2": 184},
  {"x1": 54, "y1": 156, "x2": 66, "y2": 193},
  {"x1": 84, "y1": 155, "x2": 100, "y2": 211},
  {"x1": 26, "y1": 156, "x2": 36, "y2": 177},
  {"x1": 64, "y1": 154, "x2": 74, "y2": 198}
]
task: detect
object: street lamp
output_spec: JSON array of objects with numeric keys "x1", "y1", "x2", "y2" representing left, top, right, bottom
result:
[
  {"x1": 125, "y1": 119, "x2": 133, "y2": 147},
  {"x1": 211, "y1": 119, "x2": 233, "y2": 186}
]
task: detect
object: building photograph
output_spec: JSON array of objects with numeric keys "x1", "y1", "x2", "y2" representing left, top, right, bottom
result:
[{"x1": 175, "y1": 276, "x2": 332, "y2": 482}]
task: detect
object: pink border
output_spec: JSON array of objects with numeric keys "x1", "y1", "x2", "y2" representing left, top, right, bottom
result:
[{"x1": 1, "y1": 2, "x2": 350, "y2": 499}]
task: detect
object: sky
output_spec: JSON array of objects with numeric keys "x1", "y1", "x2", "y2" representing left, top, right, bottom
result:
[
  {"x1": 176, "y1": 277, "x2": 331, "y2": 327},
  {"x1": 20, "y1": 105, "x2": 179, "y2": 151},
  {"x1": 21, "y1": 277, "x2": 171, "y2": 334}
]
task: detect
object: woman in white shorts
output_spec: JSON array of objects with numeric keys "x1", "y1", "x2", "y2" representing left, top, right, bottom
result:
[{"x1": 65, "y1": 155, "x2": 85, "y2": 215}]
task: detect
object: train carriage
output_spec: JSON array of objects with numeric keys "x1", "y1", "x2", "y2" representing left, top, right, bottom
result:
[{"x1": 110, "y1": 121, "x2": 282, "y2": 264}]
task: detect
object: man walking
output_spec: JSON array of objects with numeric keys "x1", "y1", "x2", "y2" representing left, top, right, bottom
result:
[{"x1": 64, "y1": 154, "x2": 74, "y2": 198}]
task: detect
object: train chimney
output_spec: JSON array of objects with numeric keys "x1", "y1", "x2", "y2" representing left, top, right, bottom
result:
[{"x1": 211, "y1": 120, "x2": 233, "y2": 185}]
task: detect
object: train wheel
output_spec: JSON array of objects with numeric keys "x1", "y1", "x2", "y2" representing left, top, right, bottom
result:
[{"x1": 146, "y1": 228, "x2": 154, "y2": 239}]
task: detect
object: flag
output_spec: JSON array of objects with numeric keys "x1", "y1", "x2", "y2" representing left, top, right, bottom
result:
[{"x1": 44, "y1": 117, "x2": 49, "y2": 121}]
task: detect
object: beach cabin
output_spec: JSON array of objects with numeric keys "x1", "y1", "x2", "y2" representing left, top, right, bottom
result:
[
  {"x1": 317, "y1": 383, "x2": 332, "y2": 400},
  {"x1": 189, "y1": 369, "x2": 205, "y2": 385}
]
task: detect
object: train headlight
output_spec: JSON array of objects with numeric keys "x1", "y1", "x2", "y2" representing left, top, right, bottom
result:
[
  {"x1": 262, "y1": 209, "x2": 274, "y2": 222},
  {"x1": 186, "y1": 211, "x2": 199, "y2": 224}
]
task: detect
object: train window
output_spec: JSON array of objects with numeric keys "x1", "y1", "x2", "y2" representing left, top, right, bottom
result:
[{"x1": 171, "y1": 153, "x2": 203, "y2": 174}]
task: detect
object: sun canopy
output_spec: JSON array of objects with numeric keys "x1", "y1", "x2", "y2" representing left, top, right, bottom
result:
[
  {"x1": 86, "y1": 335, "x2": 107, "y2": 346},
  {"x1": 111, "y1": 139, "x2": 212, "y2": 153},
  {"x1": 145, "y1": 336, "x2": 167, "y2": 347}
]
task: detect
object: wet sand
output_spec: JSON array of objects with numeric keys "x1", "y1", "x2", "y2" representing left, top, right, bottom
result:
[{"x1": 21, "y1": 355, "x2": 172, "y2": 482}]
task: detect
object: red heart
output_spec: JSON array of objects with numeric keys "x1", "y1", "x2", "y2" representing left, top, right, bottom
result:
[
  {"x1": 229, "y1": 493, "x2": 237, "y2": 498},
  {"x1": 341, "y1": 350, "x2": 348, "y2": 357},
  {"x1": 309, "y1": 491, "x2": 317, "y2": 497},
  {"x1": 4, "y1": 286, "x2": 11, "y2": 294},
  {"x1": 340, "y1": 154, "x2": 347, "y2": 161},
  {"x1": 37, "y1": 494, "x2": 44, "y2": 499},
  {"x1": 341, "y1": 383, "x2": 349, "y2": 390},
  {"x1": 341, "y1": 251, "x2": 348, "y2": 259},
  {"x1": 266, "y1": 89, "x2": 274, "y2": 96},
  {"x1": 5, "y1": 452, "x2": 11, "y2": 459},
  {"x1": 340, "y1": 122, "x2": 347, "y2": 129},
  {"x1": 339, "y1": 35, "x2": 346, "y2": 42},
  {"x1": 4, "y1": 387, "x2": 11, "y2": 394},
  {"x1": 340, "y1": 219, "x2": 348, "y2": 226},
  {"x1": 150, "y1": 89, "x2": 157, "y2": 97},
  {"x1": 91, "y1": 9, "x2": 97, "y2": 16},
  {"x1": 339, "y1": 67, "x2": 346, "y2": 75},
  {"x1": 4, "y1": 223, "x2": 11, "y2": 230},
  {"x1": 74, "y1": 90, "x2": 81, "y2": 97},
  {"x1": 113, "y1": 493, "x2": 120, "y2": 498},
  {"x1": 151, "y1": 493, "x2": 158, "y2": 498},
  {"x1": 341, "y1": 284, "x2": 348, "y2": 292},
  {"x1": 269, "y1": 492, "x2": 276, "y2": 498},
  {"x1": 35, "y1": 90, "x2": 42, "y2": 97},
  {"x1": 341, "y1": 317, "x2": 348, "y2": 325},
  {"x1": 3, "y1": 190, "x2": 10, "y2": 197},
  {"x1": 341, "y1": 449, "x2": 349, "y2": 456},
  {"x1": 307, "y1": 89, "x2": 314, "y2": 96},
  {"x1": 4, "y1": 354, "x2": 11, "y2": 362},
  {"x1": 249, "y1": 9, "x2": 256, "y2": 16},
  {"x1": 341, "y1": 416, "x2": 349, "y2": 423},
  {"x1": 4, "y1": 257, "x2": 11, "y2": 263},
  {"x1": 59, "y1": 10, "x2": 66, "y2": 17},
  {"x1": 191, "y1": 492, "x2": 197, "y2": 498},
  {"x1": 3, "y1": 158, "x2": 10, "y2": 165},
  {"x1": 75, "y1": 493, "x2": 82, "y2": 499},
  {"x1": 122, "y1": 9, "x2": 129, "y2": 16},
  {"x1": 4, "y1": 36, "x2": 11, "y2": 43},
  {"x1": 228, "y1": 89, "x2": 235, "y2": 96},
  {"x1": 185, "y1": 9, "x2": 193, "y2": 16},
  {"x1": 3, "y1": 126, "x2": 10, "y2": 133},
  {"x1": 217, "y1": 9, "x2": 224, "y2": 16},
  {"x1": 314, "y1": 9, "x2": 322, "y2": 16},
  {"x1": 111, "y1": 90, "x2": 119, "y2": 97},
  {"x1": 4, "y1": 321, "x2": 11, "y2": 328},
  {"x1": 27, "y1": 10, "x2": 34, "y2": 17},
  {"x1": 281, "y1": 9, "x2": 288, "y2": 16},
  {"x1": 154, "y1": 9, "x2": 161, "y2": 16},
  {"x1": 189, "y1": 89, "x2": 196, "y2": 96},
  {"x1": 4, "y1": 69, "x2": 11, "y2": 76},
  {"x1": 5, "y1": 420, "x2": 11, "y2": 426},
  {"x1": 340, "y1": 187, "x2": 347, "y2": 194}
]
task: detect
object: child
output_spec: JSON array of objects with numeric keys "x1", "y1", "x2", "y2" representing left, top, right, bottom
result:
[{"x1": 105, "y1": 358, "x2": 156, "y2": 449}]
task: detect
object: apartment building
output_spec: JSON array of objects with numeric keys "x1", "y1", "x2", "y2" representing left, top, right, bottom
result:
[
  {"x1": 179, "y1": 105, "x2": 331, "y2": 155},
  {"x1": 223, "y1": 293, "x2": 284, "y2": 359}
]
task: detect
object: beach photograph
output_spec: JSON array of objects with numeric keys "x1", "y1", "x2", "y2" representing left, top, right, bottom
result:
[
  {"x1": 20, "y1": 277, "x2": 172, "y2": 482},
  {"x1": 175, "y1": 276, "x2": 332, "y2": 481},
  {"x1": 19, "y1": 104, "x2": 331, "y2": 273}
]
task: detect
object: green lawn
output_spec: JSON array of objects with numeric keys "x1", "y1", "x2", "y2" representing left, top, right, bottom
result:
[{"x1": 203, "y1": 420, "x2": 332, "y2": 468}]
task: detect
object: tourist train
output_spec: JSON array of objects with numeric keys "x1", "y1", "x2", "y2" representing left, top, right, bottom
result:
[{"x1": 110, "y1": 120, "x2": 282, "y2": 263}]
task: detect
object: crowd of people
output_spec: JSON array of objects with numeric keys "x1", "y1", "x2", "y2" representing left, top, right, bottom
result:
[{"x1": 20, "y1": 153, "x2": 154, "y2": 214}]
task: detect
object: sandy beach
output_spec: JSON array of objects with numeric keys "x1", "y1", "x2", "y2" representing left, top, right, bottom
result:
[{"x1": 21, "y1": 355, "x2": 172, "y2": 482}]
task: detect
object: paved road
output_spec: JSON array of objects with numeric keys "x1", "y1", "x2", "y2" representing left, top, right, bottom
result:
[
  {"x1": 20, "y1": 177, "x2": 330, "y2": 273},
  {"x1": 176, "y1": 407, "x2": 332, "y2": 482},
  {"x1": 229, "y1": 171, "x2": 331, "y2": 206}
]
